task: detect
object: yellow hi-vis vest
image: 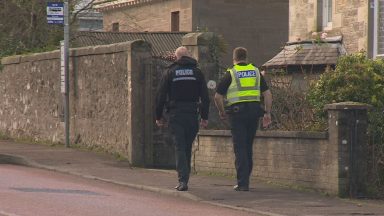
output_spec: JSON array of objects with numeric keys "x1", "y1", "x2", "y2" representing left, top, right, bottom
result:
[{"x1": 226, "y1": 64, "x2": 261, "y2": 106}]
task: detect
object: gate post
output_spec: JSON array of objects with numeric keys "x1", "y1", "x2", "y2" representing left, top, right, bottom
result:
[
  {"x1": 181, "y1": 32, "x2": 223, "y2": 129},
  {"x1": 127, "y1": 40, "x2": 152, "y2": 167},
  {"x1": 325, "y1": 102, "x2": 371, "y2": 198}
]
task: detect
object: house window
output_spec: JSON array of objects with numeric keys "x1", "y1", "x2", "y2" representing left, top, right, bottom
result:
[
  {"x1": 112, "y1": 22, "x2": 119, "y2": 32},
  {"x1": 171, "y1": 11, "x2": 180, "y2": 32},
  {"x1": 322, "y1": 0, "x2": 333, "y2": 30}
]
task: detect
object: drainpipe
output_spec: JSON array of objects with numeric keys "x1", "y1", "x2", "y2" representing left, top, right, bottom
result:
[{"x1": 373, "y1": 0, "x2": 378, "y2": 58}]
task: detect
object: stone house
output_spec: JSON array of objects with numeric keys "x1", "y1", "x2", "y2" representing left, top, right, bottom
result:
[
  {"x1": 93, "y1": 0, "x2": 289, "y2": 67},
  {"x1": 263, "y1": 0, "x2": 383, "y2": 91},
  {"x1": 76, "y1": 11, "x2": 103, "y2": 31},
  {"x1": 288, "y1": 0, "x2": 383, "y2": 59}
]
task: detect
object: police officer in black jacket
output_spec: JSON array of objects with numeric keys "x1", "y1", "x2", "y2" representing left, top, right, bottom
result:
[{"x1": 156, "y1": 46, "x2": 210, "y2": 191}]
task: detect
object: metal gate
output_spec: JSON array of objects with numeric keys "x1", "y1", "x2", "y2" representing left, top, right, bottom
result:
[
  {"x1": 366, "y1": 108, "x2": 384, "y2": 197},
  {"x1": 142, "y1": 57, "x2": 175, "y2": 168}
]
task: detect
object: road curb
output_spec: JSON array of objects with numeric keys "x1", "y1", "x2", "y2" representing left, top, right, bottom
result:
[
  {"x1": 0, "y1": 154, "x2": 274, "y2": 215},
  {"x1": 0, "y1": 154, "x2": 201, "y2": 200},
  {"x1": 0, "y1": 154, "x2": 36, "y2": 166}
]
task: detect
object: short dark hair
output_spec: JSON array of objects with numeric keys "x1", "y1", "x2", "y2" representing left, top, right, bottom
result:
[{"x1": 233, "y1": 47, "x2": 247, "y2": 62}]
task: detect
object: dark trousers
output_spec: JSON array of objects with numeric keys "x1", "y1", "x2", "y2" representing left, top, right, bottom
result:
[
  {"x1": 228, "y1": 102, "x2": 262, "y2": 187},
  {"x1": 168, "y1": 103, "x2": 199, "y2": 184}
]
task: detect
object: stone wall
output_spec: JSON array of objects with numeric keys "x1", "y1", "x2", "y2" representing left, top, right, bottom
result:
[
  {"x1": 289, "y1": 0, "x2": 368, "y2": 53},
  {"x1": 71, "y1": 44, "x2": 130, "y2": 155},
  {"x1": 0, "y1": 51, "x2": 64, "y2": 142},
  {"x1": 0, "y1": 32, "x2": 221, "y2": 168},
  {"x1": 0, "y1": 41, "x2": 152, "y2": 165},
  {"x1": 194, "y1": 130, "x2": 335, "y2": 192}
]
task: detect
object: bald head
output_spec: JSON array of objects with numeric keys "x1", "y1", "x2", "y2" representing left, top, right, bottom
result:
[{"x1": 175, "y1": 46, "x2": 191, "y2": 60}]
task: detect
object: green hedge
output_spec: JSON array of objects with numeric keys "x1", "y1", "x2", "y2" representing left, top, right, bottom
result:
[{"x1": 308, "y1": 53, "x2": 384, "y2": 112}]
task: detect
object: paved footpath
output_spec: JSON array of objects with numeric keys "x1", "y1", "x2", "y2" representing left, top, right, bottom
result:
[{"x1": 0, "y1": 140, "x2": 383, "y2": 216}]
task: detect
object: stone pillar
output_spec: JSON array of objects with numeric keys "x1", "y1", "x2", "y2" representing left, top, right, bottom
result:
[
  {"x1": 325, "y1": 102, "x2": 371, "y2": 198},
  {"x1": 182, "y1": 32, "x2": 223, "y2": 129},
  {"x1": 127, "y1": 40, "x2": 152, "y2": 166}
]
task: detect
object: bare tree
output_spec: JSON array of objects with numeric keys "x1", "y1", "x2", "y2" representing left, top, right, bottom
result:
[{"x1": 0, "y1": 0, "x2": 98, "y2": 58}]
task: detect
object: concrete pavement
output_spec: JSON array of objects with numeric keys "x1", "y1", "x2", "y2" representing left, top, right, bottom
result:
[{"x1": 0, "y1": 140, "x2": 383, "y2": 216}]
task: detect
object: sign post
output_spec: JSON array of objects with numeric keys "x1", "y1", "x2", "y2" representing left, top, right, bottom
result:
[
  {"x1": 48, "y1": 2, "x2": 70, "y2": 148},
  {"x1": 63, "y1": 1, "x2": 70, "y2": 148}
]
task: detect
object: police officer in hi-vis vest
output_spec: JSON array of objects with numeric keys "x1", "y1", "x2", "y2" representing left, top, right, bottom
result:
[
  {"x1": 156, "y1": 46, "x2": 210, "y2": 191},
  {"x1": 214, "y1": 47, "x2": 272, "y2": 191}
]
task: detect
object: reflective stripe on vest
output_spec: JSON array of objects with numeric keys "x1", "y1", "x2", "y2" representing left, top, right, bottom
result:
[{"x1": 226, "y1": 64, "x2": 261, "y2": 106}]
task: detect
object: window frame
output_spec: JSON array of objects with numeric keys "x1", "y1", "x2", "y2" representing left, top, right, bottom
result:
[
  {"x1": 112, "y1": 22, "x2": 119, "y2": 32},
  {"x1": 322, "y1": 0, "x2": 333, "y2": 30},
  {"x1": 171, "y1": 11, "x2": 180, "y2": 32}
]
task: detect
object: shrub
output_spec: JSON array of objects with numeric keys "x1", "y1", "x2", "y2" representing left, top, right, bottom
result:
[
  {"x1": 308, "y1": 53, "x2": 384, "y2": 113},
  {"x1": 265, "y1": 68, "x2": 323, "y2": 131},
  {"x1": 308, "y1": 53, "x2": 384, "y2": 197}
]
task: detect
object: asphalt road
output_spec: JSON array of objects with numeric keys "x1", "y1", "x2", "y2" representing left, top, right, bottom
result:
[{"x1": 0, "y1": 164, "x2": 257, "y2": 216}]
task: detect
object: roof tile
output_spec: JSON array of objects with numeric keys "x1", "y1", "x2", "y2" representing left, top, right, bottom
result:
[
  {"x1": 72, "y1": 31, "x2": 189, "y2": 57},
  {"x1": 262, "y1": 39, "x2": 346, "y2": 68}
]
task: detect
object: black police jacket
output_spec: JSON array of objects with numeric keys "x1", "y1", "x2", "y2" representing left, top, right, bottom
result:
[{"x1": 155, "y1": 56, "x2": 210, "y2": 120}]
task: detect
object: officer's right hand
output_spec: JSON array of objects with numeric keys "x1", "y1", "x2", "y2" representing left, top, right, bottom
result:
[
  {"x1": 156, "y1": 118, "x2": 165, "y2": 127},
  {"x1": 262, "y1": 113, "x2": 271, "y2": 128},
  {"x1": 200, "y1": 119, "x2": 208, "y2": 129}
]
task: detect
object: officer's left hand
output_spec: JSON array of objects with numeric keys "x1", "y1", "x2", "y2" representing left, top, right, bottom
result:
[
  {"x1": 218, "y1": 111, "x2": 227, "y2": 120},
  {"x1": 200, "y1": 119, "x2": 208, "y2": 129}
]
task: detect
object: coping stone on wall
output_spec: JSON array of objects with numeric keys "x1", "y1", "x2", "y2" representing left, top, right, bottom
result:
[
  {"x1": 1, "y1": 50, "x2": 60, "y2": 65},
  {"x1": 182, "y1": 32, "x2": 215, "y2": 46},
  {"x1": 71, "y1": 40, "x2": 148, "y2": 57},
  {"x1": 1, "y1": 40, "x2": 149, "y2": 66},
  {"x1": 324, "y1": 102, "x2": 372, "y2": 110},
  {"x1": 198, "y1": 129, "x2": 328, "y2": 139},
  {"x1": 21, "y1": 51, "x2": 60, "y2": 63},
  {"x1": 1, "y1": 55, "x2": 22, "y2": 65}
]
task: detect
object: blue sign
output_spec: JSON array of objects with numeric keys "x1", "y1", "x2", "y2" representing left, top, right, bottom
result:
[{"x1": 47, "y1": 2, "x2": 64, "y2": 24}]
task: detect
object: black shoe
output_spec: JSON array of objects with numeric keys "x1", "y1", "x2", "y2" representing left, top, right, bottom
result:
[
  {"x1": 233, "y1": 185, "x2": 249, "y2": 191},
  {"x1": 174, "y1": 183, "x2": 188, "y2": 191}
]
